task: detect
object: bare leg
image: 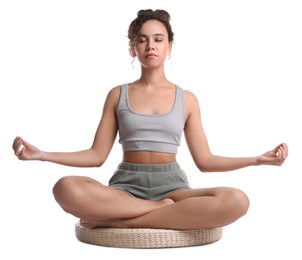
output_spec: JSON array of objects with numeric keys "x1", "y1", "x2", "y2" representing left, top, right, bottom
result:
[
  {"x1": 87, "y1": 187, "x2": 250, "y2": 229},
  {"x1": 52, "y1": 176, "x2": 174, "y2": 227}
]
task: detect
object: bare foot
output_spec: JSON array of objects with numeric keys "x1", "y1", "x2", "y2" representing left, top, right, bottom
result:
[
  {"x1": 80, "y1": 198, "x2": 175, "y2": 229},
  {"x1": 161, "y1": 198, "x2": 174, "y2": 206},
  {"x1": 80, "y1": 219, "x2": 110, "y2": 229}
]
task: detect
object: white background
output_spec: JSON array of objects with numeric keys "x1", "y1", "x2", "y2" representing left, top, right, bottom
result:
[{"x1": 1, "y1": 0, "x2": 301, "y2": 259}]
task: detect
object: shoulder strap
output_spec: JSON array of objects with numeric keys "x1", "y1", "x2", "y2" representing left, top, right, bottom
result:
[{"x1": 117, "y1": 83, "x2": 128, "y2": 111}]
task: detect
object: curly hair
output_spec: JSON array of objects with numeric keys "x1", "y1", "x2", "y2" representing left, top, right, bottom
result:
[{"x1": 128, "y1": 9, "x2": 174, "y2": 54}]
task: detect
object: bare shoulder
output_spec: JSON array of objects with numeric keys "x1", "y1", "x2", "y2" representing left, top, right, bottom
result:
[
  {"x1": 103, "y1": 85, "x2": 122, "y2": 107},
  {"x1": 184, "y1": 89, "x2": 200, "y2": 115},
  {"x1": 184, "y1": 89, "x2": 198, "y2": 102},
  {"x1": 107, "y1": 85, "x2": 122, "y2": 99}
]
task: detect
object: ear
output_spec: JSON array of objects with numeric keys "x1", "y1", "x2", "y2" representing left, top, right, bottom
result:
[
  {"x1": 129, "y1": 47, "x2": 136, "y2": 58},
  {"x1": 167, "y1": 42, "x2": 172, "y2": 57}
]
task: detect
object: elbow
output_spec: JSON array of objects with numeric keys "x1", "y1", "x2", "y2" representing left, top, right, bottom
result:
[
  {"x1": 88, "y1": 152, "x2": 106, "y2": 168},
  {"x1": 88, "y1": 148, "x2": 107, "y2": 168},
  {"x1": 93, "y1": 160, "x2": 104, "y2": 168},
  {"x1": 197, "y1": 165, "x2": 209, "y2": 173},
  {"x1": 198, "y1": 166, "x2": 217, "y2": 173},
  {"x1": 197, "y1": 162, "x2": 218, "y2": 173},
  {"x1": 199, "y1": 168, "x2": 207, "y2": 173},
  {"x1": 195, "y1": 156, "x2": 214, "y2": 173},
  {"x1": 195, "y1": 161, "x2": 208, "y2": 173},
  {"x1": 92, "y1": 157, "x2": 106, "y2": 168}
]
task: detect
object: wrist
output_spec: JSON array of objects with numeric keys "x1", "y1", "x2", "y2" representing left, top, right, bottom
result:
[
  {"x1": 254, "y1": 156, "x2": 262, "y2": 166},
  {"x1": 40, "y1": 151, "x2": 48, "y2": 161}
]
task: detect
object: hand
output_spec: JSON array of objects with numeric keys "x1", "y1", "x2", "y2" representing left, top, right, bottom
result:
[
  {"x1": 12, "y1": 136, "x2": 44, "y2": 161},
  {"x1": 257, "y1": 143, "x2": 288, "y2": 166}
]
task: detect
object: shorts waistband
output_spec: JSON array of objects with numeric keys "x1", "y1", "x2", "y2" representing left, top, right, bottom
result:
[{"x1": 117, "y1": 162, "x2": 181, "y2": 172}]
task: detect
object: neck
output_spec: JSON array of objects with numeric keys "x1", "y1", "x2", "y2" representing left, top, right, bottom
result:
[{"x1": 138, "y1": 67, "x2": 169, "y2": 87}]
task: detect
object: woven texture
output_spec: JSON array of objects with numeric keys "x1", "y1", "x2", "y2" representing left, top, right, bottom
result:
[{"x1": 75, "y1": 222, "x2": 223, "y2": 248}]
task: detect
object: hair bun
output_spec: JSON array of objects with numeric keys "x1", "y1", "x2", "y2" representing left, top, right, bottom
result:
[
  {"x1": 137, "y1": 9, "x2": 152, "y2": 17},
  {"x1": 137, "y1": 9, "x2": 171, "y2": 23},
  {"x1": 154, "y1": 9, "x2": 171, "y2": 22}
]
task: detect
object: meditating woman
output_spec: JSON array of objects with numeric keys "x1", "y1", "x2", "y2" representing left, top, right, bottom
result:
[{"x1": 12, "y1": 9, "x2": 288, "y2": 230}]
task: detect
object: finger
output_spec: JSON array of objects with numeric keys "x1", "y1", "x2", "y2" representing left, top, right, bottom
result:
[
  {"x1": 278, "y1": 148, "x2": 282, "y2": 159},
  {"x1": 281, "y1": 143, "x2": 289, "y2": 157},
  {"x1": 18, "y1": 148, "x2": 24, "y2": 160},
  {"x1": 273, "y1": 143, "x2": 286, "y2": 158},
  {"x1": 277, "y1": 148, "x2": 286, "y2": 165},
  {"x1": 18, "y1": 144, "x2": 27, "y2": 159},
  {"x1": 13, "y1": 142, "x2": 21, "y2": 155},
  {"x1": 279, "y1": 146, "x2": 286, "y2": 160},
  {"x1": 14, "y1": 141, "x2": 25, "y2": 157},
  {"x1": 12, "y1": 137, "x2": 20, "y2": 150},
  {"x1": 271, "y1": 145, "x2": 280, "y2": 154},
  {"x1": 279, "y1": 142, "x2": 288, "y2": 152},
  {"x1": 13, "y1": 137, "x2": 24, "y2": 151},
  {"x1": 21, "y1": 138, "x2": 30, "y2": 148},
  {"x1": 15, "y1": 146, "x2": 22, "y2": 158},
  {"x1": 279, "y1": 145, "x2": 288, "y2": 160}
]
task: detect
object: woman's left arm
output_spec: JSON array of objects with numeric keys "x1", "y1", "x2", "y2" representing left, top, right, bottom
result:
[{"x1": 183, "y1": 90, "x2": 288, "y2": 173}]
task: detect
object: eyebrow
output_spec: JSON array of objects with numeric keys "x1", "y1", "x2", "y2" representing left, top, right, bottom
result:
[{"x1": 139, "y1": 33, "x2": 165, "y2": 38}]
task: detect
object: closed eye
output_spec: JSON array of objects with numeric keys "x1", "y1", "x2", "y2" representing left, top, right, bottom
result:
[
  {"x1": 139, "y1": 37, "x2": 147, "y2": 42},
  {"x1": 137, "y1": 33, "x2": 165, "y2": 43}
]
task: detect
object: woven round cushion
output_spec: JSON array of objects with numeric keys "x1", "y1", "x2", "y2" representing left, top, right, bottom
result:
[{"x1": 75, "y1": 222, "x2": 223, "y2": 248}]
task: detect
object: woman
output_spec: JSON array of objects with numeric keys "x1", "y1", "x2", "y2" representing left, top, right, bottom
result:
[{"x1": 12, "y1": 9, "x2": 288, "y2": 230}]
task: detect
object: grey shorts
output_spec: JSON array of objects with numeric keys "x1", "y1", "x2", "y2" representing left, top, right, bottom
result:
[{"x1": 108, "y1": 162, "x2": 191, "y2": 201}]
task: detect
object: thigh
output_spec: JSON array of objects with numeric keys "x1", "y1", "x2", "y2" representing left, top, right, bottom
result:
[
  {"x1": 166, "y1": 187, "x2": 233, "y2": 202},
  {"x1": 53, "y1": 175, "x2": 133, "y2": 206}
]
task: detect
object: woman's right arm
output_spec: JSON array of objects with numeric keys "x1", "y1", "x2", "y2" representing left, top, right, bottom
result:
[{"x1": 12, "y1": 86, "x2": 121, "y2": 168}]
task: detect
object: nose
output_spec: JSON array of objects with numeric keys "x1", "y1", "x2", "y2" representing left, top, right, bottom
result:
[{"x1": 146, "y1": 40, "x2": 155, "y2": 51}]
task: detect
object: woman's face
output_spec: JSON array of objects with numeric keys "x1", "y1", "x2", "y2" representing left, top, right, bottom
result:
[{"x1": 133, "y1": 20, "x2": 172, "y2": 69}]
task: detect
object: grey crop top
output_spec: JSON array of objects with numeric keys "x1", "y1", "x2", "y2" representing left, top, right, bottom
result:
[{"x1": 117, "y1": 83, "x2": 186, "y2": 154}]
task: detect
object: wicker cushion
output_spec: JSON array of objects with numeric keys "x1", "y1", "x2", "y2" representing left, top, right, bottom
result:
[{"x1": 75, "y1": 222, "x2": 223, "y2": 248}]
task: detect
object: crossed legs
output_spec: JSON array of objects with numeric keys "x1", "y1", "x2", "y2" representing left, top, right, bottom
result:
[{"x1": 53, "y1": 176, "x2": 249, "y2": 230}]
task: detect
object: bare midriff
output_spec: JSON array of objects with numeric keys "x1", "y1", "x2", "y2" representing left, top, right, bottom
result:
[{"x1": 123, "y1": 151, "x2": 176, "y2": 164}]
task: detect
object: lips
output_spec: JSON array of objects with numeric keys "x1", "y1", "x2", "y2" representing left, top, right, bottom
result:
[{"x1": 145, "y1": 53, "x2": 158, "y2": 58}]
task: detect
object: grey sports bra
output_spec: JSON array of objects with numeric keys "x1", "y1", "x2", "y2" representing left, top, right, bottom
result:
[{"x1": 117, "y1": 83, "x2": 186, "y2": 154}]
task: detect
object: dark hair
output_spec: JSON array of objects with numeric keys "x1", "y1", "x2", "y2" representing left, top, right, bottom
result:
[{"x1": 128, "y1": 9, "x2": 174, "y2": 51}]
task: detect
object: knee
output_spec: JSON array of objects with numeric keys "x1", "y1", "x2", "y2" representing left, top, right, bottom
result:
[
  {"x1": 53, "y1": 176, "x2": 90, "y2": 203},
  {"x1": 227, "y1": 188, "x2": 250, "y2": 218},
  {"x1": 53, "y1": 176, "x2": 73, "y2": 202}
]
